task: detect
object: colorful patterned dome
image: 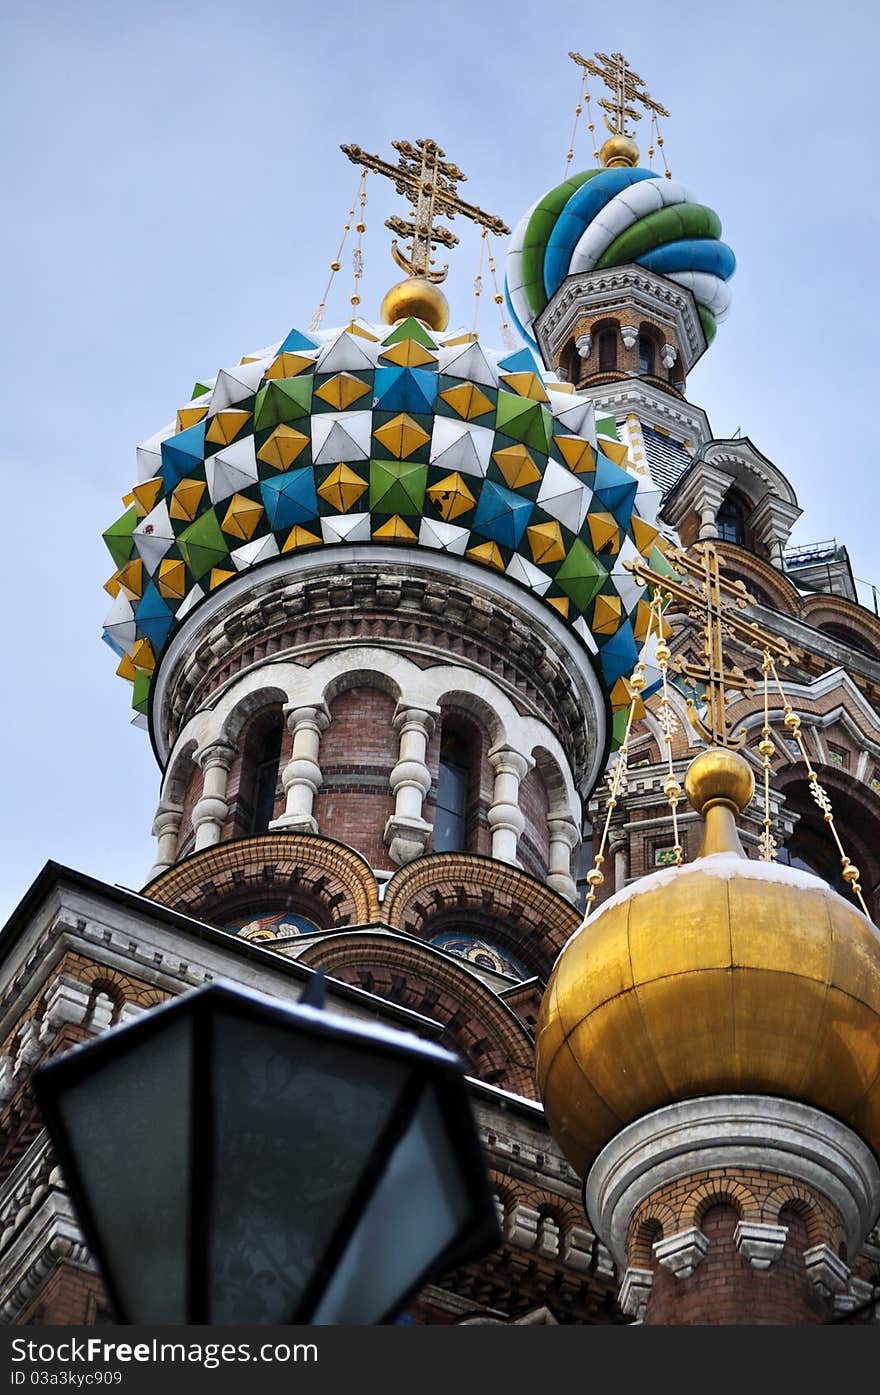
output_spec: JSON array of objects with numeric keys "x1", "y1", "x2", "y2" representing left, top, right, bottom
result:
[
  {"x1": 505, "y1": 168, "x2": 735, "y2": 348},
  {"x1": 102, "y1": 317, "x2": 667, "y2": 746}
]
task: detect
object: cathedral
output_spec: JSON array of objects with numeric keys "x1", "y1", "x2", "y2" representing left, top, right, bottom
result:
[{"x1": 1, "y1": 51, "x2": 879, "y2": 1327}]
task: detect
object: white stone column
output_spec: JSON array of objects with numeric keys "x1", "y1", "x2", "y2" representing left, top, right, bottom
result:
[
  {"x1": 610, "y1": 833, "x2": 629, "y2": 894},
  {"x1": 384, "y1": 704, "x2": 438, "y2": 866},
  {"x1": 488, "y1": 745, "x2": 532, "y2": 866},
  {"x1": 270, "y1": 702, "x2": 330, "y2": 834},
  {"x1": 546, "y1": 813, "x2": 579, "y2": 901},
  {"x1": 148, "y1": 799, "x2": 183, "y2": 880},
  {"x1": 192, "y1": 741, "x2": 236, "y2": 850}
]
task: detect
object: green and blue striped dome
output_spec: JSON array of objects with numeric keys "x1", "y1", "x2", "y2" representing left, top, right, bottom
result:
[{"x1": 505, "y1": 167, "x2": 735, "y2": 348}]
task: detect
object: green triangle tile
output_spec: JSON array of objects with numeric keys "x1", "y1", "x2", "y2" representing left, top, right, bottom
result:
[
  {"x1": 495, "y1": 393, "x2": 553, "y2": 452},
  {"x1": 646, "y1": 544, "x2": 680, "y2": 581},
  {"x1": 595, "y1": 415, "x2": 619, "y2": 440},
  {"x1": 132, "y1": 669, "x2": 151, "y2": 714},
  {"x1": 192, "y1": 381, "x2": 212, "y2": 400},
  {"x1": 555, "y1": 538, "x2": 607, "y2": 611},
  {"x1": 369, "y1": 459, "x2": 427, "y2": 515},
  {"x1": 253, "y1": 375, "x2": 314, "y2": 431},
  {"x1": 178, "y1": 511, "x2": 229, "y2": 579},
  {"x1": 382, "y1": 317, "x2": 437, "y2": 349},
  {"x1": 103, "y1": 506, "x2": 139, "y2": 568},
  {"x1": 611, "y1": 705, "x2": 629, "y2": 748}
]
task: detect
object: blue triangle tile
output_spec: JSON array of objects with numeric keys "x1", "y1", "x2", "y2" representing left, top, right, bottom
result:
[
  {"x1": 473, "y1": 480, "x2": 534, "y2": 549},
  {"x1": 135, "y1": 581, "x2": 174, "y2": 650},
  {"x1": 373, "y1": 365, "x2": 437, "y2": 414},
  {"x1": 278, "y1": 327, "x2": 319, "y2": 353},
  {"x1": 498, "y1": 347, "x2": 541, "y2": 374},
  {"x1": 160, "y1": 423, "x2": 206, "y2": 491},
  {"x1": 260, "y1": 468, "x2": 318, "y2": 530}
]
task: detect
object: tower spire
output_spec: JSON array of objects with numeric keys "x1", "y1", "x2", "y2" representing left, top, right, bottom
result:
[
  {"x1": 341, "y1": 138, "x2": 510, "y2": 330},
  {"x1": 569, "y1": 49, "x2": 669, "y2": 167}
]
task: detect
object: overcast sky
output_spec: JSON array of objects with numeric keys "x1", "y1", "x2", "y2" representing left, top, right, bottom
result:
[{"x1": 1, "y1": 0, "x2": 878, "y2": 921}]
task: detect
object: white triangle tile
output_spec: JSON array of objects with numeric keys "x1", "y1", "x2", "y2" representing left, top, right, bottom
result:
[
  {"x1": 176, "y1": 584, "x2": 205, "y2": 621},
  {"x1": 430, "y1": 418, "x2": 493, "y2": 477},
  {"x1": 418, "y1": 517, "x2": 470, "y2": 554},
  {"x1": 571, "y1": 616, "x2": 599, "y2": 654},
  {"x1": 536, "y1": 460, "x2": 590, "y2": 532},
  {"x1": 320, "y1": 512, "x2": 372, "y2": 544},
  {"x1": 438, "y1": 341, "x2": 498, "y2": 386},
  {"x1": 311, "y1": 412, "x2": 372, "y2": 464},
  {"x1": 231, "y1": 535, "x2": 280, "y2": 571},
  {"x1": 316, "y1": 331, "x2": 377, "y2": 375},
  {"x1": 506, "y1": 552, "x2": 552, "y2": 595},
  {"x1": 133, "y1": 499, "x2": 174, "y2": 569}
]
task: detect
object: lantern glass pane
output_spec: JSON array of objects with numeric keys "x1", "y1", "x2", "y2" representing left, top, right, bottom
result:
[
  {"x1": 311, "y1": 1083, "x2": 470, "y2": 1324},
  {"x1": 54, "y1": 1016, "x2": 192, "y2": 1323},
  {"x1": 208, "y1": 1011, "x2": 411, "y2": 1323}
]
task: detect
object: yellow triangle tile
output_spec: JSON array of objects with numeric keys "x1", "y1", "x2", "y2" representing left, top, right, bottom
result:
[
  {"x1": 257, "y1": 424, "x2": 309, "y2": 470},
  {"x1": 546, "y1": 595, "x2": 570, "y2": 618},
  {"x1": 345, "y1": 321, "x2": 380, "y2": 341},
  {"x1": 132, "y1": 477, "x2": 163, "y2": 517},
  {"x1": 117, "y1": 558, "x2": 144, "y2": 599},
  {"x1": 239, "y1": 356, "x2": 261, "y2": 365},
  {"x1": 205, "y1": 409, "x2": 251, "y2": 446},
  {"x1": 492, "y1": 444, "x2": 541, "y2": 490},
  {"x1": 555, "y1": 435, "x2": 596, "y2": 474},
  {"x1": 281, "y1": 525, "x2": 322, "y2": 552},
  {"x1": 176, "y1": 405, "x2": 208, "y2": 432},
  {"x1": 380, "y1": 338, "x2": 437, "y2": 368},
  {"x1": 442, "y1": 331, "x2": 479, "y2": 347},
  {"x1": 169, "y1": 479, "x2": 206, "y2": 522},
  {"x1": 158, "y1": 557, "x2": 188, "y2": 600},
  {"x1": 209, "y1": 568, "x2": 235, "y2": 590},
  {"x1": 593, "y1": 593, "x2": 622, "y2": 635},
  {"x1": 526, "y1": 520, "x2": 565, "y2": 564},
  {"x1": 104, "y1": 571, "x2": 122, "y2": 598},
  {"x1": 499, "y1": 371, "x2": 548, "y2": 402},
  {"x1": 116, "y1": 652, "x2": 137, "y2": 681},
  {"x1": 131, "y1": 638, "x2": 156, "y2": 673},
  {"x1": 587, "y1": 511, "x2": 621, "y2": 554},
  {"x1": 121, "y1": 490, "x2": 135, "y2": 507},
  {"x1": 373, "y1": 413, "x2": 430, "y2": 460},
  {"x1": 439, "y1": 381, "x2": 494, "y2": 421},
  {"x1": 467, "y1": 540, "x2": 505, "y2": 570},
  {"x1": 599, "y1": 436, "x2": 630, "y2": 467},
  {"x1": 314, "y1": 372, "x2": 370, "y2": 410},
  {"x1": 263, "y1": 352, "x2": 315, "y2": 380},
  {"x1": 317, "y1": 464, "x2": 368, "y2": 512},
  {"x1": 632, "y1": 516, "x2": 660, "y2": 556},
  {"x1": 221, "y1": 493, "x2": 264, "y2": 541},
  {"x1": 549, "y1": 381, "x2": 575, "y2": 395},
  {"x1": 610, "y1": 676, "x2": 645, "y2": 719},
  {"x1": 426, "y1": 472, "x2": 475, "y2": 521},
  {"x1": 373, "y1": 515, "x2": 418, "y2": 542}
]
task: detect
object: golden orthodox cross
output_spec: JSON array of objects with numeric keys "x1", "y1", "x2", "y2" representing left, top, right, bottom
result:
[
  {"x1": 569, "y1": 50, "x2": 670, "y2": 137},
  {"x1": 625, "y1": 541, "x2": 796, "y2": 748},
  {"x1": 341, "y1": 138, "x2": 510, "y2": 285}
]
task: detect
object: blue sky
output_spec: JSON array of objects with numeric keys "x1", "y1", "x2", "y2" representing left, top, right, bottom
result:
[{"x1": 1, "y1": 0, "x2": 878, "y2": 919}]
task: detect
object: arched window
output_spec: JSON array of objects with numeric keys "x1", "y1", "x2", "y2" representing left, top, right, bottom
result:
[
  {"x1": 560, "y1": 340, "x2": 581, "y2": 386},
  {"x1": 716, "y1": 496, "x2": 746, "y2": 546},
  {"x1": 638, "y1": 333, "x2": 655, "y2": 376},
  {"x1": 249, "y1": 715, "x2": 283, "y2": 833},
  {"x1": 434, "y1": 728, "x2": 471, "y2": 852},
  {"x1": 598, "y1": 329, "x2": 618, "y2": 372}
]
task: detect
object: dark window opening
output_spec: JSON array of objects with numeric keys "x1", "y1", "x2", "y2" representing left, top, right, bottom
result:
[
  {"x1": 598, "y1": 329, "x2": 617, "y2": 372},
  {"x1": 249, "y1": 717, "x2": 283, "y2": 834},
  {"x1": 638, "y1": 334, "x2": 655, "y2": 376},
  {"x1": 716, "y1": 497, "x2": 746, "y2": 546},
  {"x1": 434, "y1": 728, "x2": 471, "y2": 852}
]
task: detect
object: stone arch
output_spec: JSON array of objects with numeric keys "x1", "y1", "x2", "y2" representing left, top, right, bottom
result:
[
  {"x1": 296, "y1": 932, "x2": 536, "y2": 1096},
  {"x1": 630, "y1": 1217, "x2": 665, "y2": 1268},
  {"x1": 684, "y1": 1180, "x2": 759, "y2": 1230},
  {"x1": 799, "y1": 594, "x2": 880, "y2": 660},
  {"x1": 761, "y1": 1184, "x2": 827, "y2": 1247},
  {"x1": 383, "y1": 852, "x2": 581, "y2": 976},
  {"x1": 714, "y1": 544, "x2": 803, "y2": 614},
  {"x1": 219, "y1": 684, "x2": 289, "y2": 747},
  {"x1": 775, "y1": 760, "x2": 880, "y2": 916},
  {"x1": 162, "y1": 736, "x2": 198, "y2": 806},
  {"x1": 143, "y1": 831, "x2": 380, "y2": 927}
]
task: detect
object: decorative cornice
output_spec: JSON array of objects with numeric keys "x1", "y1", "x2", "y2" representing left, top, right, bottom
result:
[
  {"x1": 535, "y1": 266, "x2": 707, "y2": 373},
  {"x1": 585, "y1": 1095, "x2": 880, "y2": 1270}
]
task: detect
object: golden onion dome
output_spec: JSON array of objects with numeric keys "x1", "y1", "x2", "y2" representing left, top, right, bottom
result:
[
  {"x1": 536, "y1": 748, "x2": 880, "y2": 1178},
  {"x1": 599, "y1": 133, "x2": 640, "y2": 168},
  {"x1": 380, "y1": 276, "x2": 450, "y2": 331}
]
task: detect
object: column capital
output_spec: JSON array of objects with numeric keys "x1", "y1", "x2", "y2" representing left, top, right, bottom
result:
[
  {"x1": 282, "y1": 701, "x2": 330, "y2": 733},
  {"x1": 653, "y1": 1226, "x2": 709, "y2": 1279},
  {"x1": 734, "y1": 1220, "x2": 788, "y2": 1269},
  {"x1": 392, "y1": 701, "x2": 440, "y2": 736},
  {"x1": 803, "y1": 1243, "x2": 850, "y2": 1296},
  {"x1": 488, "y1": 743, "x2": 533, "y2": 780},
  {"x1": 195, "y1": 740, "x2": 236, "y2": 773},
  {"x1": 618, "y1": 1267, "x2": 653, "y2": 1322}
]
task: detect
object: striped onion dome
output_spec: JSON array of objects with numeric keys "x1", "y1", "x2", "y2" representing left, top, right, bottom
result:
[{"x1": 505, "y1": 167, "x2": 735, "y2": 349}]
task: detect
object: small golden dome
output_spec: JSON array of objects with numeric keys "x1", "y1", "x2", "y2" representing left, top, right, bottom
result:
[
  {"x1": 599, "y1": 134, "x2": 640, "y2": 168},
  {"x1": 380, "y1": 277, "x2": 449, "y2": 331},
  {"x1": 536, "y1": 751, "x2": 880, "y2": 1178}
]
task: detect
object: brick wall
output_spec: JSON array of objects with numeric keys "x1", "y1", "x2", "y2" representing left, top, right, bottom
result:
[
  {"x1": 312, "y1": 687, "x2": 397, "y2": 868},
  {"x1": 519, "y1": 766, "x2": 550, "y2": 879}
]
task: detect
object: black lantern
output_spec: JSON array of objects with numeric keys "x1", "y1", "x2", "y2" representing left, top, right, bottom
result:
[{"x1": 32, "y1": 980, "x2": 501, "y2": 1324}]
